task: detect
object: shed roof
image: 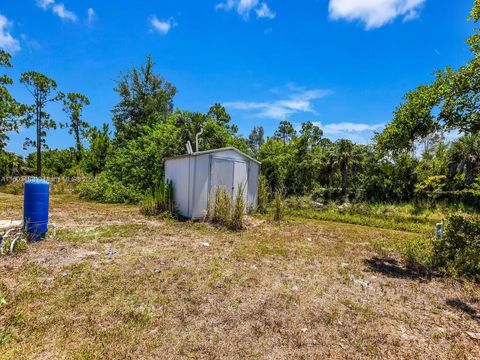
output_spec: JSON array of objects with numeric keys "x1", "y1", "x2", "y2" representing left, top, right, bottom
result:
[{"x1": 164, "y1": 147, "x2": 261, "y2": 165}]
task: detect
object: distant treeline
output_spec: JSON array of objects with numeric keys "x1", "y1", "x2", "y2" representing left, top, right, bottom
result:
[{"x1": 1, "y1": 2, "x2": 480, "y2": 206}]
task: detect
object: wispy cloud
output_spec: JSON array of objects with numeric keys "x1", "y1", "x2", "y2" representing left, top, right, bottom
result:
[
  {"x1": 328, "y1": 0, "x2": 425, "y2": 30},
  {"x1": 20, "y1": 34, "x2": 40, "y2": 51},
  {"x1": 37, "y1": 0, "x2": 54, "y2": 10},
  {"x1": 87, "y1": 8, "x2": 96, "y2": 25},
  {"x1": 150, "y1": 16, "x2": 177, "y2": 35},
  {"x1": 255, "y1": 3, "x2": 276, "y2": 19},
  {"x1": 321, "y1": 122, "x2": 385, "y2": 135},
  {"x1": 216, "y1": 0, "x2": 276, "y2": 20},
  {"x1": 36, "y1": 0, "x2": 77, "y2": 22},
  {"x1": 225, "y1": 88, "x2": 331, "y2": 119},
  {"x1": 310, "y1": 121, "x2": 385, "y2": 144},
  {"x1": 0, "y1": 14, "x2": 20, "y2": 54}
]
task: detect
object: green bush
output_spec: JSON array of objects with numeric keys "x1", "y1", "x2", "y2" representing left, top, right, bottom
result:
[
  {"x1": 0, "y1": 181, "x2": 23, "y2": 195},
  {"x1": 140, "y1": 180, "x2": 175, "y2": 216},
  {"x1": 231, "y1": 183, "x2": 246, "y2": 231},
  {"x1": 433, "y1": 215, "x2": 480, "y2": 280},
  {"x1": 207, "y1": 185, "x2": 246, "y2": 231},
  {"x1": 76, "y1": 173, "x2": 141, "y2": 204},
  {"x1": 257, "y1": 175, "x2": 268, "y2": 214},
  {"x1": 209, "y1": 187, "x2": 232, "y2": 227},
  {"x1": 274, "y1": 190, "x2": 285, "y2": 222}
]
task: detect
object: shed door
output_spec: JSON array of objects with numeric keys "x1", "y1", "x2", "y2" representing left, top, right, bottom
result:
[
  {"x1": 233, "y1": 161, "x2": 248, "y2": 202},
  {"x1": 210, "y1": 158, "x2": 234, "y2": 196}
]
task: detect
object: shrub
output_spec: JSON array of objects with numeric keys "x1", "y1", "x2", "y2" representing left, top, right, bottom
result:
[
  {"x1": 140, "y1": 180, "x2": 175, "y2": 216},
  {"x1": 231, "y1": 183, "x2": 246, "y2": 231},
  {"x1": 274, "y1": 190, "x2": 284, "y2": 222},
  {"x1": 0, "y1": 181, "x2": 23, "y2": 195},
  {"x1": 433, "y1": 214, "x2": 480, "y2": 280},
  {"x1": 207, "y1": 184, "x2": 246, "y2": 231},
  {"x1": 210, "y1": 187, "x2": 232, "y2": 227},
  {"x1": 257, "y1": 175, "x2": 268, "y2": 214},
  {"x1": 76, "y1": 173, "x2": 141, "y2": 204},
  {"x1": 284, "y1": 196, "x2": 313, "y2": 210}
]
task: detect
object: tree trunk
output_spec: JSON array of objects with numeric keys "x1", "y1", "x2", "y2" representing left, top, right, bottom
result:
[
  {"x1": 75, "y1": 122, "x2": 82, "y2": 162},
  {"x1": 341, "y1": 164, "x2": 348, "y2": 199},
  {"x1": 466, "y1": 162, "x2": 475, "y2": 184},
  {"x1": 36, "y1": 103, "x2": 41, "y2": 177}
]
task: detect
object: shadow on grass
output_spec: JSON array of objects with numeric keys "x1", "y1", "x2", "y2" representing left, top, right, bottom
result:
[
  {"x1": 446, "y1": 298, "x2": 480, "y2": 322},
  {"x1": 363, "y1": 256, "x2": 435, "y2": 282}
]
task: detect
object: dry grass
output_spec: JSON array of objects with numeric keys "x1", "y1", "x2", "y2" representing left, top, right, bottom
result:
[{"x1": 1, "y1": 193, "x2": 480, "y2": 359}]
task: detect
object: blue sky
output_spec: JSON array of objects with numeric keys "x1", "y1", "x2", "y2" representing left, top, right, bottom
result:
[{"x1": 0, "y1": 0, "x2": 475, "y2": 154}]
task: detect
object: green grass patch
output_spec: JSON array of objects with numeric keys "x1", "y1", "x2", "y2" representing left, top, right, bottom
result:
[
  {"x1": 56, "y1": 224, "x2": 147, "y2": 244},
  {"x1": 287, "y1": 201, "x2": 444, "y2": 234}
]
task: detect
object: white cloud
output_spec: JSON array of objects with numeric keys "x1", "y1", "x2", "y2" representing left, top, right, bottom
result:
[
  {"x1": 225, "y1": 88, "x2": 331, "y2": 119},
  {"x1": 52, "y1": 3, "x2": 77, "y2": 21},
  {"x1": 37, "y1": 0, "x2": 54, "y2": 10},
  {"x1": 36, "y1": 0, "x2": 77, "y2": 22},
  {"x1": 322, "y1": 122, "x2": 385, "y2": 135},
  {"x1": 0, "y1": 14, "x2": 20, "y2": 54},
  {"x1": 87, "y1": 8, "x2": 96, "y2": 24},
  {"x1": 150, "y1": 16, "x2": 177, "y2": 35},
  {"x1": 328, "y1": 0, "x2": 425, "y2": 29},
  {"x1": 309, "y1": 121, "x2": 385, "y2": 144},
  {"x1": 216, "y1": 0, "x2": 276, "y2": 20},
  {"x1": 256, "y1": 3, "x2": 276, "y2": 19}
]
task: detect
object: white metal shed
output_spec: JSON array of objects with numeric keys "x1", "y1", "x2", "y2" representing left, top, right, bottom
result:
[{"x1": 165, "y1": 147, "x2": 260, "y2": 219}]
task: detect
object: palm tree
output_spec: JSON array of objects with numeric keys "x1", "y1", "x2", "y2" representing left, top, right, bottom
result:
[
  {"x1": 330, "y1": 139, "x2": 360, "y2": 198},
  {"x1": 448, "y1": 134, "x2": 480, "y2": 185}
]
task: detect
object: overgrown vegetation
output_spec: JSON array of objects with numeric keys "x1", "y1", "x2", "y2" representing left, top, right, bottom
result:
[
  {"x1": 273, "y1": 190, "x2": 285, "y2": 222},
  {"x1": 433, "y1": 215, "x2": 480, "y2": 280},
  {"x1": 207, "y1": 185, "x2": 246, "y2": 230},
  {"x1": 140, "y1": 180, "x2": 175, "y2": 216},
  {"x1": 256, "y1": 175, "x2": 268, "y2": 214}
]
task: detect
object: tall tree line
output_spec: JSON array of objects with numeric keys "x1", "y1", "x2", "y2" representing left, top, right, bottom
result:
[{"x1": 0, "y1": 51, "x2": 90, "y2": 178}]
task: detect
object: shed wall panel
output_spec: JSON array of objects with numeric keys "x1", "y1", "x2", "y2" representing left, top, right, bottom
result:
[
  {"x1": 191, "y1": 154, "x2": 211, "y2": 219},
  {"x1": 248, "y1": 162, "x2": 259, "y2": 207},
  {"x1": 233, "y1": 160, "x2": 249, "y2": 203},
  {"x1": 165, "y1": 158, "x2": 191, "y2": 218}
]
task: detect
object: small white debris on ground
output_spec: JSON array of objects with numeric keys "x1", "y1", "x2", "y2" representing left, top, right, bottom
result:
[
  {"x1": 467, "y1": 332, "x2": 480, "y2": 340},
  {"x1": 350, "y1": 275, "x2": 370, "y2": 289},
  {"x1": 0, "y1": 220, "x2": 22, "y2": 230}
]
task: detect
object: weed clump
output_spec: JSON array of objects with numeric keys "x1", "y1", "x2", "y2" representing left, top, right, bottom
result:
[
  {"x1": 140, "y1": 180, "x2": 175, "y2": 216},
  {"x1": 210, "y1": 187, "x2": 232, "y2": 227},
  {"x1": 257, "y1": 175, "x2": 268, "y2": 214},
  {"x1": 231, "y1": 183, "x2": 246, "y2": 231},
  {"x1": 208, "y1": 184, "x2": 246, "y2": 231},
  {"x1": 274, "y1": 190, "x2": 284, "y2": 222}
]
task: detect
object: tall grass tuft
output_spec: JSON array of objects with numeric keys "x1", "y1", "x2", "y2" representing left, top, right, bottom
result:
[
  {"x1": 231, "y1": 183, "x2": 246, "y2": 231},
  {"x1": 140, "y1": 179, "x2": 175, "y2": 216},
  {"x1": 208, "y1": 184, "x2": 246, "y2": 231},
  {"x1": 274, "y1": 190, "x2": 285, "y2": 222},
  {"x1": 257, "y1": 175, "x2": 268, "y2": 214},
  {"x1": 211, "y1": 187, "x2": 232, "y2": 226}
]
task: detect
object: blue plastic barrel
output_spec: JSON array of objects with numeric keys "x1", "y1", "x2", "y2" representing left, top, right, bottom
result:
[{"x1": 24, "y1": 179, "x2": 49, "y2": 241}]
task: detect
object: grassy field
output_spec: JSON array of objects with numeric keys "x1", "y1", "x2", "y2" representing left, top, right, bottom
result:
[{"x1": 1, "y1": 193, "x2": 479, "y2": 359}]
